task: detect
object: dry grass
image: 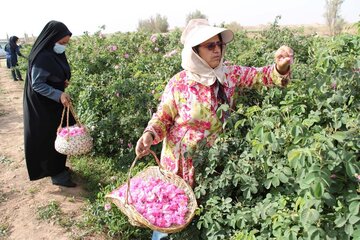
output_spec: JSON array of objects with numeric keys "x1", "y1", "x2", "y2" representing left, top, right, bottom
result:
[{"x1": 242, "y1": 23, "x2": 357, "y2": 36}]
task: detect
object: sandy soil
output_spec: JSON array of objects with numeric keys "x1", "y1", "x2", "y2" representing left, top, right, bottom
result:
[{"x1": 0, "y1": 63, "x2": 103, "y2": 240}]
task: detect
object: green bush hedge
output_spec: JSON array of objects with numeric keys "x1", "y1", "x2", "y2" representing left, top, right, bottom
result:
[{"x1": 64, "y1": 24, "x2": 359, "y2": 239}]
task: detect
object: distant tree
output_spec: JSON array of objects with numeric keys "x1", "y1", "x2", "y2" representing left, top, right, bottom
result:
[
  {"x1": 225, "y1": 21, "x2": 243, "y2": 32},
  {"x1": 138, "y1": 14, "x2": 169, "y2": 33},
  {"x1": 324, "y1": 0, "x2": 345, "y2": 35},
  {"x1": 185, "y1": 10, "x2": 207, "y2": 25}
]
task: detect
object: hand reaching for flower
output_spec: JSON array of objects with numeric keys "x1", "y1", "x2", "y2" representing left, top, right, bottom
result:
[{"x1": 274, "y1": 45, "x2": 294, "y2": 74}]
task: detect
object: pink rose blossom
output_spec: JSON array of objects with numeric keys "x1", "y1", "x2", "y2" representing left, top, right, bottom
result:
[
  {"x1": 58, "y1": 126, "x2": 86, "y2": 137},
  {"x1": 98, "y1": 33, "x2": 105, "y2": 39},
  {"x1": 104, "y1": 203, "x2": 111, "y2": 211},
  {"x1": 164, "y1": 49, "x2": 178, "y2": 58},
  {"x1": 108, "y1": 45, "x2": 117, "y2": 52},
  {"x1": 355, "y1": 174, "x2": 360, "y2": 182},
  {"x1": 331, "y1": 82, "x2": 337, "y2": 90},
  {"x1": 150, "y1": 34, "x2": 157, "y2": 43},
  {"x1": 109, "y1": 177, "x2": 189, "y2": 228}
]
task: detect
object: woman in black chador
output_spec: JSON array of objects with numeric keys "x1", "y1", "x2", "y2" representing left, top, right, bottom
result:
[{"x1": 23, "y1": 20, "x2": 76, "y2": 187}]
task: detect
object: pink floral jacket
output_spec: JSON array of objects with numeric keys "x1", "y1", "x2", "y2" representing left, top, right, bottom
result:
[{"x1": 145, "y1": 64, "x2": 289, "y2": 186}]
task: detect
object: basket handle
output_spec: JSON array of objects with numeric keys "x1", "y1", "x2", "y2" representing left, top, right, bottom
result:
[
  {"x1": 57, "y1": 102, "x2": 83, "y2": 135},
  {"x1": 125, "y1": 150, "x2": 161, "y2": 205}
]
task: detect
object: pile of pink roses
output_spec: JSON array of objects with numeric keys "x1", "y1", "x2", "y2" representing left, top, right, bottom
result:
[
  {"x1": 110, "y1": 177, "x2": 189, "y2": 228},
  {"x1": 57, "y1": 125, "x2": 86, "y2": 137}
]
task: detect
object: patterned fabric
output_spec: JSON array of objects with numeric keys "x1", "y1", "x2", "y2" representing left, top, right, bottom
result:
[
  {"x1": 55, "y1": 126, "x2": 93, "y2": 156},
  {"x1": 145, "y1": 64, "x2": 289, "y2": 187}
]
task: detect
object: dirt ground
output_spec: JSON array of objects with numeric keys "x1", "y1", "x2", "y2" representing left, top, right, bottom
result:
[{"x1": 0, "y1": 62, "x2": 102, "y2": 240}]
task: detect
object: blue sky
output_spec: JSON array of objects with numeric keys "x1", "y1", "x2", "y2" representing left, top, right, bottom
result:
[{"x1": 1, "y1": 0, "x2": 359, "y2": 39}]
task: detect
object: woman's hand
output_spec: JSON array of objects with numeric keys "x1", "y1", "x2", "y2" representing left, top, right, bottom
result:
[
  {"x1": 60, "y1": 92, "x2": 71, "y2": 107},
  {"x1": 135, "y1": 132, "x2": 154, "y2": 157},
  {"x1": 275, "y1": 45, "x2": 294, "y2": 74}
]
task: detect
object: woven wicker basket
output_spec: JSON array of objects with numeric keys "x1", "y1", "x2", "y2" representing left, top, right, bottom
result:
[
  {"x1": 106, "y1": 150, "x2": 198, "y2": 233},
  {"x1": 54, "y1": 103, "x2": 93, "y2": 156}
]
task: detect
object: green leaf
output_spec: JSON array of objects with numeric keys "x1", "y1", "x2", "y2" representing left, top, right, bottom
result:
[
  {"x1": 331, "y1": 131, "x2": 348, "y2": 143},
  {"x1": 302, "y1": 116, "x2": 320, "y2": 128},
  {"x1": 348, "y1": 195, "x2": 360, "y2": 202},
  {"x1": 353, "y1": 228, "x2": 360, "y2": 239},
  {"x1": 234, "y1": 119, "x2": 246, "y2": 129},
  {"x1": 349, "y1": 201, "x2": 360, "y2": 215},
  {"x1": 345, "y1": 162, "x2": 357, "y2": 178},
  {"x1": 224, "y1": 197, "x2": 232, "y2": 205},
  {"x1": 293, "y1": 136, "x2": 303, "y2": 144},
  {"x1": 348, "y1": 215, "x2": 360, "y2": 225},
  {"x1": 345, "y1": 223, "x2": 354, "y2": 235},
  {"x1": 300, "y1": 208, "x2": 320, "y2": 224},
  {"x1": 291, "y1": 125, "x2": 303, "y2": 138},
  {"x1": 205, "y1": 214, "x2": 213, "y2": 224},
  {"x1": 334, "y1": 216, "x2": 347, "y2": 228},
  {"x1": 264, "y1": 179, "x2": 272, "y2": 189},
  {"x1": 304, "y1": 172, "x2": 317, "y2": 185},
  {"x1": 253, "y1": 125, "x2": 264, "y2": 138},
  {"x1": 246, "y1": 105, "x2": 262, "y2": 116},
  {"x1": 283, "y1": 167, "x2": 292, "y2": 176},
  {"x1": 271, "y1": 176, "x2": 280, "y2": 187},
  {"x1": 327, "y1": 150, "x2": 337, "y2": 160},
  {"x1": 278, "y1": 172, "x2": 289, "y2": 183},
  {"x1": 288, "y1": 149, "x2": 302, "y2": 163},
  {"x1": 307, "y1": 226, "x2": 323, "y2": 240},
  {"x1": 311, "y1": 182, "x2": 324, "y2": 199}
]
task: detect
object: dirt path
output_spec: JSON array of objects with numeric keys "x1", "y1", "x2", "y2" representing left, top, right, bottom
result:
[{"x1": 0, "y1": 63, "x2": 98, "y2": 240}]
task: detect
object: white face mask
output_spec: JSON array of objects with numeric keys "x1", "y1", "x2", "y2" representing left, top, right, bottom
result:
[{"x1": 53, "y1": 43, "x2": 66, "y2": 54}]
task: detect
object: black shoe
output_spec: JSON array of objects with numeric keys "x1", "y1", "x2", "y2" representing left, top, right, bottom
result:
[
  {"x1": 51, "y1": 170, "x2": 77, "y2": 187},
  {"x1": 13, "y1": 79, "x2": 18, "y2": 81},
  {"x1": 52, "y1": 179, "x2": 77, "y2": 188}
]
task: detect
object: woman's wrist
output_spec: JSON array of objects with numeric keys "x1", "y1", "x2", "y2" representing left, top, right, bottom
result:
[
  {"x1": 144, "y1": 131, "x2": 155, "y2": 141},
  {"x1": 276, "y1": 64, "x2": 290, "y2": 75}
]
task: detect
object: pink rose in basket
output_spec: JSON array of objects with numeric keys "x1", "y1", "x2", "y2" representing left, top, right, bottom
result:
[
  {"x1": 58, "y1": 126, "x2": 86, "y2": 137},
  {"x1": 110, "y1": 177, "x2": 189, "y2": 228}
]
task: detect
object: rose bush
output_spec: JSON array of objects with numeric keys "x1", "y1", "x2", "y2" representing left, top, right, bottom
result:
[{"x1": 65, "y1": 24, "x2": 359, "y2": 239}]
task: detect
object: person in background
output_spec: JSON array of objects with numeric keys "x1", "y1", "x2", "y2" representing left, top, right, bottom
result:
[
  {"x1": 135, "y1": 19, "x2": 293, "y2": 240},
  {"x1": 5, "y1": 36, "x2": 26, "y2": 81},
  {"x1": 23, "y1": 20, "x2": 76, "y2": 187}
]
